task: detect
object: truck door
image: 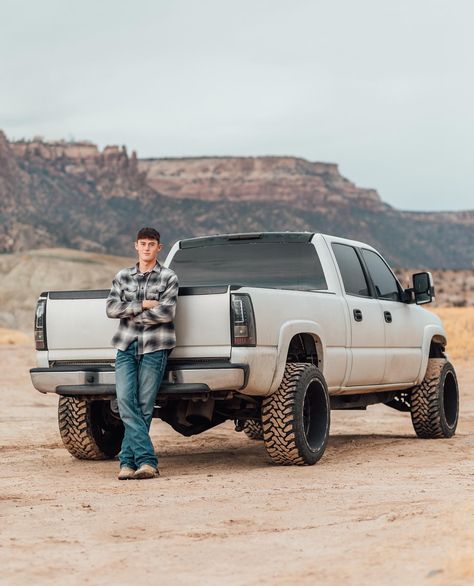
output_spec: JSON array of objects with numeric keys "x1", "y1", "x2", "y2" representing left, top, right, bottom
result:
[
  {"x1": 359, "y1": 248, "x2": 422, "y2": 384},
  {"x1": 331, "y1": 243, "x2": 385, "y2": 386}
]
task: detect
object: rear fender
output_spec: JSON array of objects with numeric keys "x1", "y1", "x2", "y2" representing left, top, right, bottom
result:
[{"x1": 268, "y1": 320, "x2": 326, "y2": 395}]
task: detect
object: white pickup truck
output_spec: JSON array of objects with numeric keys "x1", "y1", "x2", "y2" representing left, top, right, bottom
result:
[{"x1": 30, "y1": 232, "x2": 459, "y2": 466}]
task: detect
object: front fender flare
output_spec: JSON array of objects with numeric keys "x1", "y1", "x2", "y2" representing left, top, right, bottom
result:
[{"x1": 415, "y1": 325, "x2": 447, "y2": 384}]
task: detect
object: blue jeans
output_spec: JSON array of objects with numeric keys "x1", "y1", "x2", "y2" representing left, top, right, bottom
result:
[{"x1": 115, "y1": 340, "x2": 168, "y2": 469}]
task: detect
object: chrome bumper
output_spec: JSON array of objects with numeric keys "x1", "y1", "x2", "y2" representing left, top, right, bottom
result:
[{"x1": 30, "y1": 364, "x2": 246, "y2": 395}]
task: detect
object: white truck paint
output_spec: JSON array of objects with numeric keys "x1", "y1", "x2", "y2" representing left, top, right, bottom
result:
[
  {"x1": 30, "y1": 231, "x2": 454, "y2": 466},
  {"x1": 32, "y1": 232, "x2": 445, "y2": 396}
]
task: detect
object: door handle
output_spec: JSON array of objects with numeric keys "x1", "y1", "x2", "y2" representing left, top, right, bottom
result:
[
  {"x1": 384, "y1": 311, "x2": 392, "y2": 323},
  {"x1": 353, "y1": 309, "x2": 363, "y2": 322}
]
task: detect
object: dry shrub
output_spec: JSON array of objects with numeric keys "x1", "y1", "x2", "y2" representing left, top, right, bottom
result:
[{"x1": 428, "y1": 307, "x2": 474, "y2": 362}]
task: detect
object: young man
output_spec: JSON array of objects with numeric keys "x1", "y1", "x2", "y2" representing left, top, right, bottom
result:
[{"x1": 106, "y1": 227, "x2": 179, "y2": 480}]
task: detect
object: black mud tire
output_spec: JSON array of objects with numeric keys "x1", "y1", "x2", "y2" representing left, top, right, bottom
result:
[
  {"x1": 410, "y1": 359, "x2": 459, "y2": 438},
  {"x1": 243, "y1": 420, "x2": 264, "y2": 441},
  {"x1": 262, "y1": 363, "x2": 330, "y2": 465},
  {"x1": 58, "y1": 397, "x2": 124, "y2": 459}
]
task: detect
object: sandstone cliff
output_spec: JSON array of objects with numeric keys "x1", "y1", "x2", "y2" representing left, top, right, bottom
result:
[
  {"x1": 1, "y1": 131, "x2": 473, "y2": 269},
  {"x1": 139, "y1": 156, "x2": 385, "y2": 211}
]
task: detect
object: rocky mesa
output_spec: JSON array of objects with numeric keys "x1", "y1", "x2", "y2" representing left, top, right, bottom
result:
[
  {"x1": 1, "y1": 131, "x2": 473, "y2": 269},
  {"x1": 139, "y1": 156, "x2": 385, "y2": 210}
]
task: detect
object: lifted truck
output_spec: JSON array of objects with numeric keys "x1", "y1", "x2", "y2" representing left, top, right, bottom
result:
[{"x1": 30, "y1": 232, "x2": 459, "y2": 465}]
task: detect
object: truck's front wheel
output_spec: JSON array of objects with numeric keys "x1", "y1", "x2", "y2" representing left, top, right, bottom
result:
[
  {"x1": 262, "y1": 363, "x2": 330, "y2": 465},
  {"x1": 58, "y1": 397, "x2": 124, "y2": 459},
  {"x1": 410, "y1": 359, "x2": 459, "y2": 438}
]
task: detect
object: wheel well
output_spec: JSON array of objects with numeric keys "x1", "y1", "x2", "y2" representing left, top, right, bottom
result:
[
  {"x1": 286, "y1": 333, "x2": 322, "y2": 368},
  {"x1": 429, "y1": 338, "x2": 446, "y2": 359}
]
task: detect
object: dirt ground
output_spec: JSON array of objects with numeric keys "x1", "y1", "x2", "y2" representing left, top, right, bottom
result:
[{"x1": 1, "y1": 344, "x2": 473, "y2": 586}]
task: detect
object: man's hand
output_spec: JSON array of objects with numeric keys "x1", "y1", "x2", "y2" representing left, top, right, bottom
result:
[{"x1": 142, "y1": 300, "x2": 159, "y2": 310}]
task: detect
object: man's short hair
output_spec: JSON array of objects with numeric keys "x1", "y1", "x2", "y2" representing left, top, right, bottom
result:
[{"x1": 136, "y1": 227, "x2": 160, "y2": 243}]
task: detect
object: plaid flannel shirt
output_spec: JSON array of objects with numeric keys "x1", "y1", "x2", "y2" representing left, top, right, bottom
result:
[{"x1": 106, "y1": 261, "x2": 179, "y2": 355}]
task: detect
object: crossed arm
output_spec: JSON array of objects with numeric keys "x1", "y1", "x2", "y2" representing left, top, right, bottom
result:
[{"x1": 106, "y1": 274, "x2": 179, "y2": 325}]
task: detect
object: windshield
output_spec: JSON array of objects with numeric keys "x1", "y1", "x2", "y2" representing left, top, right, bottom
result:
[{"x1": 169, "y1": 242, "x2": 328, "y2": 291}]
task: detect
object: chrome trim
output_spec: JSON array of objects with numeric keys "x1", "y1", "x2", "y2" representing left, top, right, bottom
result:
[
  {"x1": 31, "y1": 370, "x2": 115, "y2": 393},
  {"x1": 51, "y1": 360, "x2": 115, "y2": 366},
  {"x1": 168, "y1": 368, "x2": 244, "y2": 390},
  {"x1": 31, "y1": 367, "x2": 245, "y2": 394}
]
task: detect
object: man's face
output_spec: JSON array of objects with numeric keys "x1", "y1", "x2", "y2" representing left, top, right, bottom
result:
[{"x1": 135, "y1": 238, "x2": 162, "y2": 263}]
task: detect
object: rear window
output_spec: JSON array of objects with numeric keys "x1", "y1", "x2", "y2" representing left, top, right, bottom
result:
[
  {"x1": 332, "y1": 243, "x2": 370, "y2": 297},
  {"x1": 170, "y1": 242, "x2": 328, "y2": 291}
]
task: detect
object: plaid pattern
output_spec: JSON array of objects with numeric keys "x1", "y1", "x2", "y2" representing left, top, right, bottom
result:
[{"x1": 106, "y1": 261, "x2": 179, "y2": 354}]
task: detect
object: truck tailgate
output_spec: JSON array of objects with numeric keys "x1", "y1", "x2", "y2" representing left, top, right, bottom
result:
[
  {"x1": 173, "y1": 289, "x2": 231, "y2": 359},
  {"x1": 45, "y1": 288, "x2": 231, "y2": 361}
]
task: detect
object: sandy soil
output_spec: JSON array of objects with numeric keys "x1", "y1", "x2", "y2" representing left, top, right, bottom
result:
[{"x1": 1, "y1": 344, "x2": 473, "y2": 586}]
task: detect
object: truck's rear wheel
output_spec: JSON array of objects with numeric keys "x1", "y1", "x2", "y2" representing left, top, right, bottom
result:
[
  {"x1": 410, "y1": 359, "x2": 459, "y2": 438},
  {"x1": 58, "y1": 397, "x2": 124, "y2": 459},
  {"x1": 262, "y1": 363, "x2": 330, "y2": 465},
  {"x1": 243, "y1": 419, "x2": 264, "y2": 440}
]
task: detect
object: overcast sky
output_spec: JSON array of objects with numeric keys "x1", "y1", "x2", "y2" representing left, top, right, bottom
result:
[{"x1": 1, "y1": 0, "x2": 473, "y2": 211}]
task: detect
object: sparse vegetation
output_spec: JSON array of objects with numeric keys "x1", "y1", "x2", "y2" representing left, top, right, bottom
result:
[{"x1": 428, "y1": 307, "x2": 474, "y2": 362}]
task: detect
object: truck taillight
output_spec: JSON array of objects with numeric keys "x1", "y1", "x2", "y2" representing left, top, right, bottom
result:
[
  {"x1": 34, "y1": 298, "x2": 47, "y2": 350},
  {"x1": 231, "y1": 294, "x2": 256, "y2": 346}
]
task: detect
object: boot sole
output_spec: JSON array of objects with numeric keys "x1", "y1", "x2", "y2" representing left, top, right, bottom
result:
[
  {"x1": 133, "y1": 468, "x2": 160, "y2": 479},
  {"x1": 133, "y1": 473, "x2": 159, "y2": 480}
]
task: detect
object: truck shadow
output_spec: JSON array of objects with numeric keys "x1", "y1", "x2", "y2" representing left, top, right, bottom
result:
[
  {"x1": 160, "y1": 442, "x2": 269, "y2": 472},
  {"x1": 157, "y1": 431, "x2": 432, "y2": 475},
  {"x1": 329, "y1": 432, "x2": 417, "y2": 444}
]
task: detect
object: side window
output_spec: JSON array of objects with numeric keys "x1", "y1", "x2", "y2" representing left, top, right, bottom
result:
[
  {"x1": 332, "y1": 243, "x2": 370, "y2": 297},
  {"x1": 361, "y1": 249, "x2": 401, "y2": 301}
]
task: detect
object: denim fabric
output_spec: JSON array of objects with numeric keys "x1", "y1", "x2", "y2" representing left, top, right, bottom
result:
[{"x1": 115, "y1": 339, "x2": 168, "y2": 469}]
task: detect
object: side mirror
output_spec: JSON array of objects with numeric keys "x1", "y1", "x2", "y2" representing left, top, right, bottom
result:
[{"x1": 412, "y1": 271, "x2": 434, "y2": 305}]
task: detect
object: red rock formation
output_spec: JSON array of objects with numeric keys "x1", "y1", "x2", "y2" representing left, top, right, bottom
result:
[
  {"x1": 138, "y1": 156, "x2": 386, "y2": 211},
  {"x1": 1, "y1": 131, "x2": 473, "y2": 268},
  {"x1": 10, "y1": 139, "x2": 99, "y2": 160}
]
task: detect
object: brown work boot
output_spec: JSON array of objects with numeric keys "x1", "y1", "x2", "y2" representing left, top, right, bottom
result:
[
  {"x1": 118, "y1": 466, "x2": 136, "y2": 480},
  {"x1": 133, "y1": 464, "x2": 159, "y2": 479}
]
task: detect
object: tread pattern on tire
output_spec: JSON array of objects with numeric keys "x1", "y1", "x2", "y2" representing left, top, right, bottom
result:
[
  {"x1": 58, "y1": 396, "x2": 109, "y2": 460},
  {"x1": 410, "y1": 358, "x2": 454, "y2": 438},
  {"x1": 262, "y1": 363, "x2": 309, "y2": 465},
  {"x1": 243, "y1": 419, "x2": 264, "y2": 441}
]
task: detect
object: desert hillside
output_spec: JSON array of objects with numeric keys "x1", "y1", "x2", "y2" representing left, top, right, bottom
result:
[
  {"x1": 1, "y1": 132, "x2": 473, "y2": 269},
  {"x1": 0, "y1": 248, "x2": 133, "y2": 331}
]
